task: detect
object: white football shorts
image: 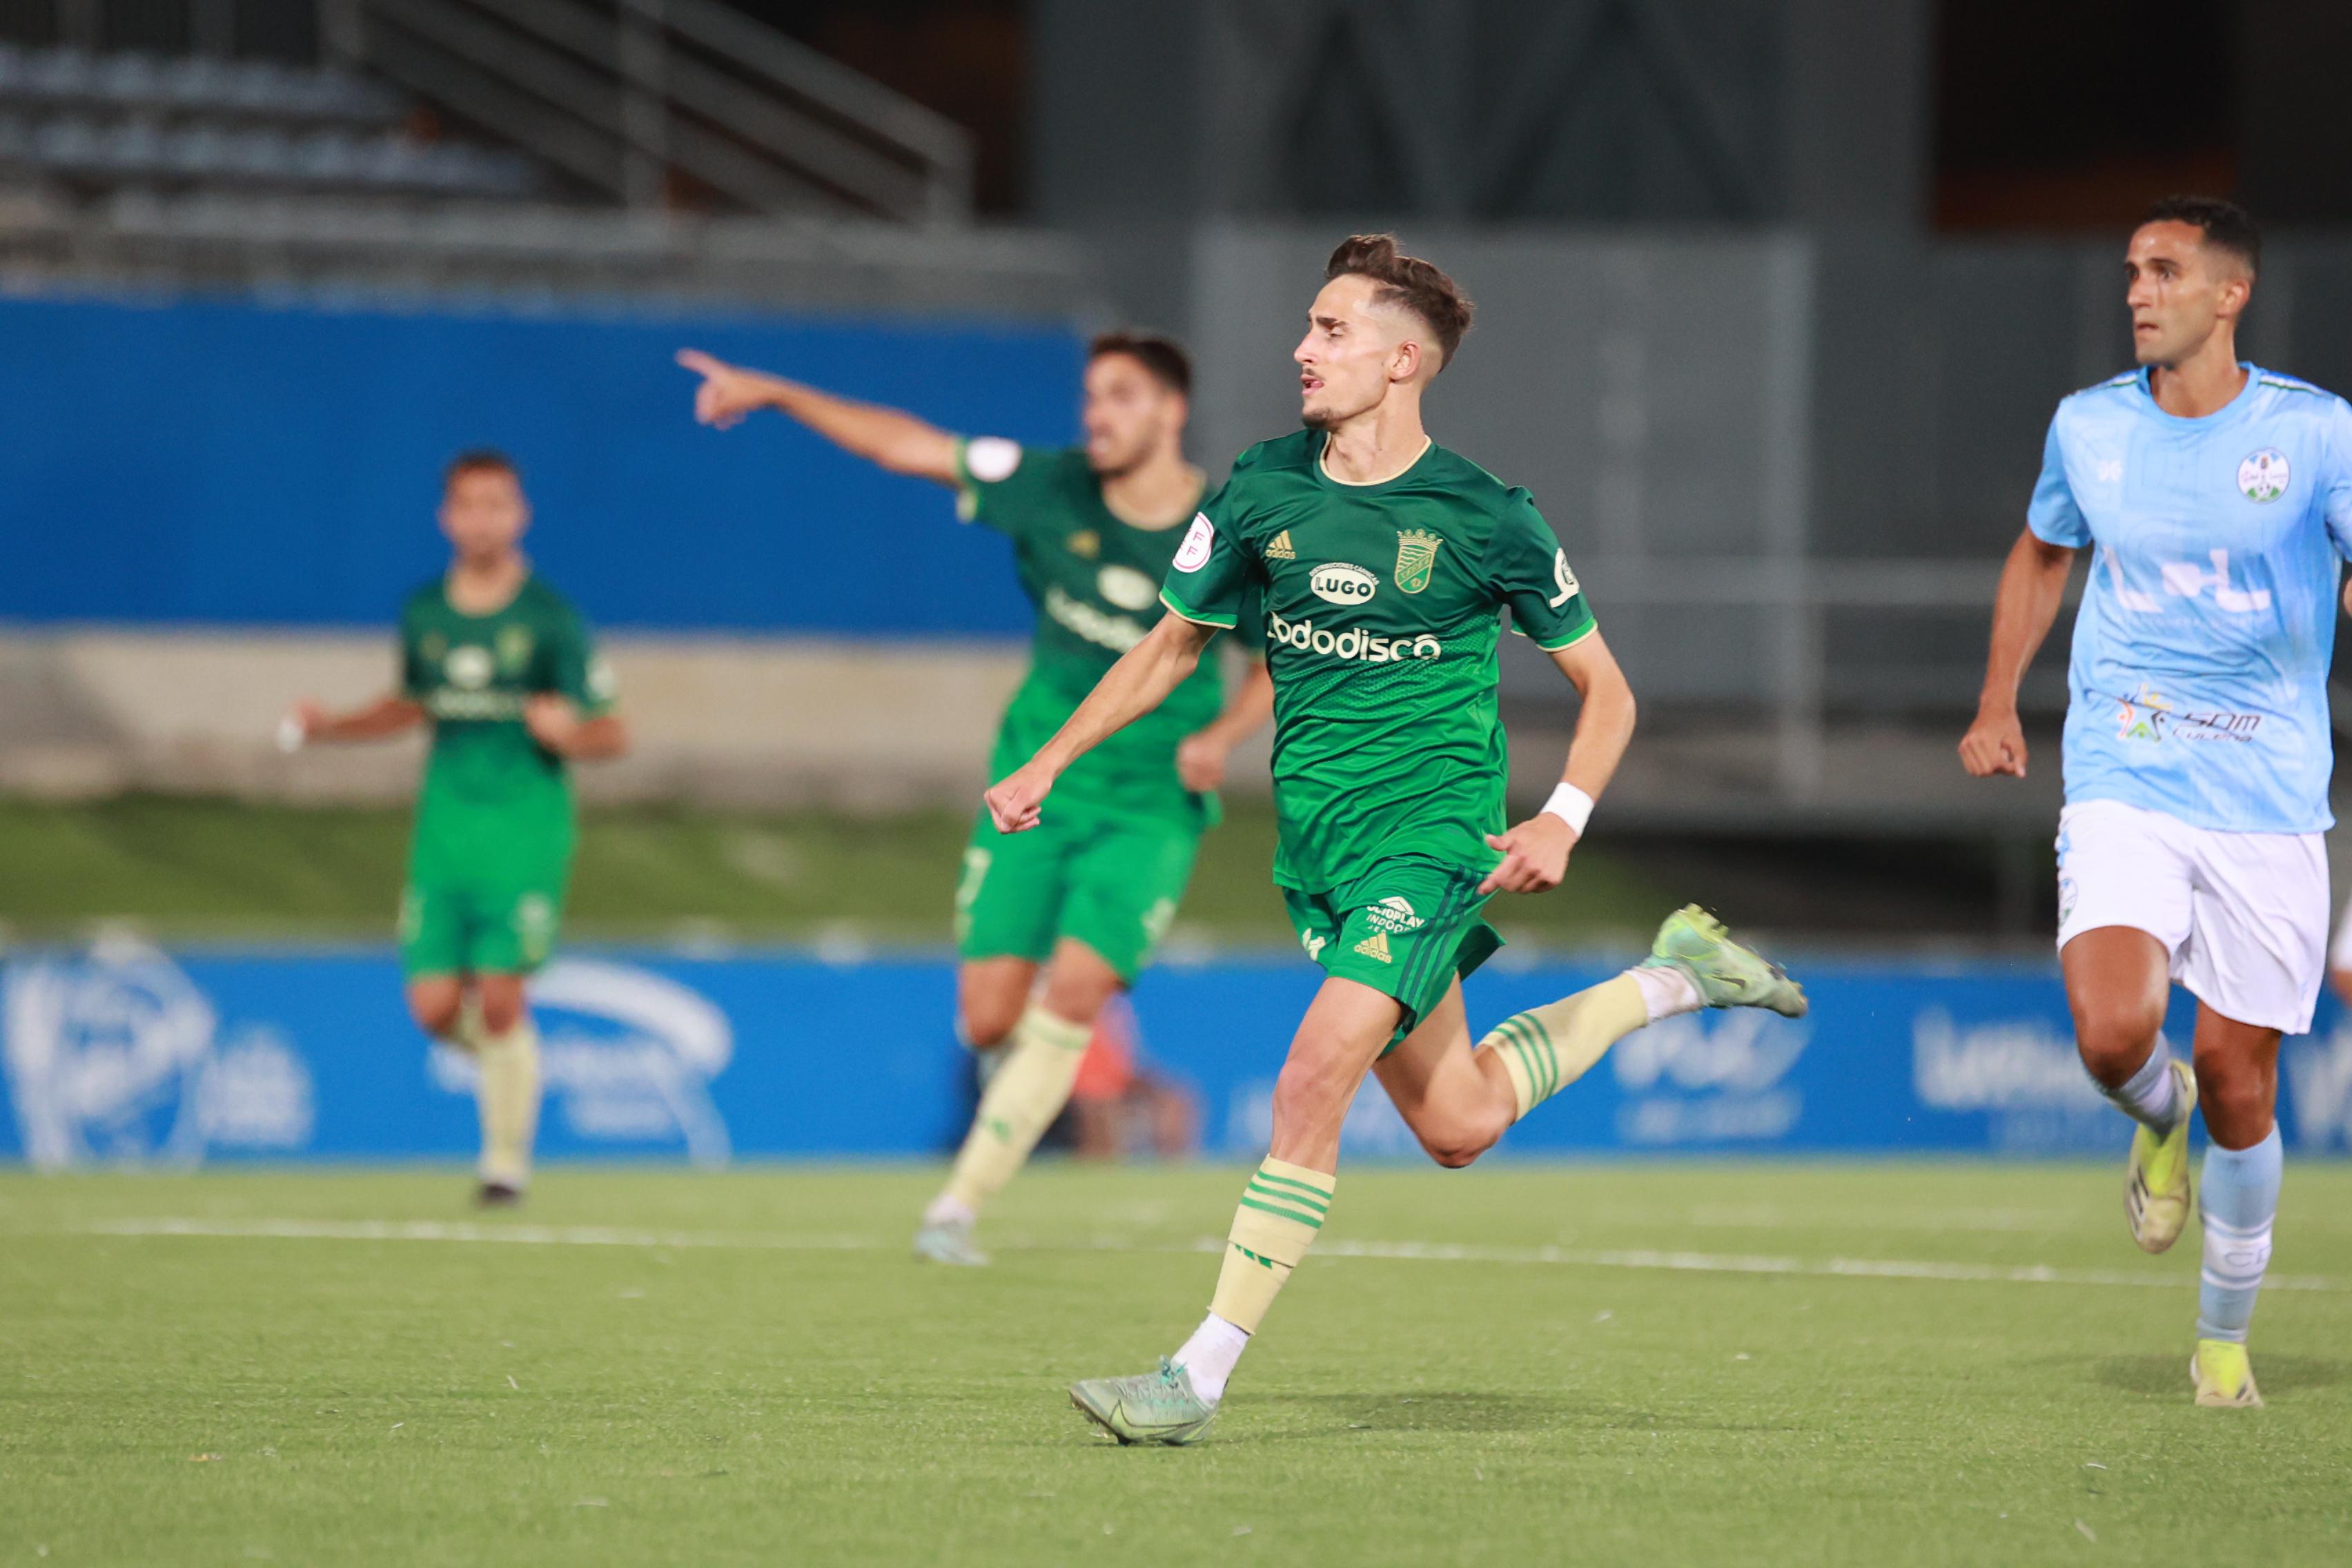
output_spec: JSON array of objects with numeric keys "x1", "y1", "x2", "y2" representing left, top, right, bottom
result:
[{"x1": 2056, "y1": 798, "x2": 2329, "y2": 1036}]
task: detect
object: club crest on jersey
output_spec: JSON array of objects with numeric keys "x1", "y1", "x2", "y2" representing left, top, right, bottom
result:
[
  {"x1": 1310, "y1": 562, "x2": 1378, "y2": 606},
  {"x1": 1394, "y1": 529, "x2": 1441, "y2": 594},
  {"x1": 2239, "y1": 449, "x2": 2290, "y2": 502},
  {"x1": 496, "y1": 625, "x2": 534, "y2": 673}
]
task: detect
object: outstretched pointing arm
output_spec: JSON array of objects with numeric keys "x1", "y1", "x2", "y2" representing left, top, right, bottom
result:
[
  {"x1": 676, "y1": 349, "x2": 961, "y2": 484},
  {"x1": 985, "y1": 614, "x2": 1222, "y2": 832}
]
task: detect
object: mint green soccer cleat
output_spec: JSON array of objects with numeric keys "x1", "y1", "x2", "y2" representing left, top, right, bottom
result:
[
  {"x1": 912, "y1": 1215, "x2": 989, "y2": 1267},
  {"x1": 2125, "y1": 1059, "x2": 2197, "y2": 1254},
  {"x1": 1069, "y1": 1359, "x2": 1219, "y2": 1446},
  {"x1": 1642, "y1": 905, "x2": 1807, "y2": 1018}
]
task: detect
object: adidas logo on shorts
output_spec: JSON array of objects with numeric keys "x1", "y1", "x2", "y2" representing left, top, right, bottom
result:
[{"x1": 1353, "y1": 931, "x2": 1393, "y2": 963}]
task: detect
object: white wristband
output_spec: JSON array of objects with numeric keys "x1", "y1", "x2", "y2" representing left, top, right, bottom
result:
[{"x1": 1541, "y1": 783, "x2": 1594, "y2": 837}]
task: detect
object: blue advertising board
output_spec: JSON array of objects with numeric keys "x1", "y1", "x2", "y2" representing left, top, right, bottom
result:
[
  {"x1": 7, "y1": 939, "x2": 2351, "y2": 1166},
  {"x1": 0, "y1": 292, "x2": 1084, "y2": 635}
]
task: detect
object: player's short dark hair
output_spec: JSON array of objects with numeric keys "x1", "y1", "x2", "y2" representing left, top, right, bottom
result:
[
  {"x1": 2142, "y1": 195, "x2": 2262, "y2": 277},
  {"x1": 443, "y1": 448, "x2": 518, "y2": 489},
  {"x1": 1325, "y1": 233, "x2": 1474, "y2": 371},
  {"x1": 1089, "y1": 331, "x2": 1191, "y2": 397}
]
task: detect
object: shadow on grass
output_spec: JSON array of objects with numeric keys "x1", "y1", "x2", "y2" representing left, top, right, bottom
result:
[
  {"x1": 2093, "y1": 1353, "x2": 2347, "y2": 1398},
  {"x1": 1255, "y1": 1391, "x2": 1787, "y2": 1439}
]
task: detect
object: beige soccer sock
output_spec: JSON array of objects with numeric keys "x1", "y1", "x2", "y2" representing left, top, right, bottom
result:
[
  {"x1": 939, "y1": 1006, "x2": 1093, "y2": 1215},
  {"x1": 450, "y1": 992, "x2": 487, "y2": 1052},
  {"x1": 475, "y1": 1017, "x2": 541, "y2": 1188},
  {"x1": 1478, "y1": 973, "x2": 1652, "y2": 1120},
  {"x1": 1206, "y1": 1158, "x2": 1335, "y2": 1333}
]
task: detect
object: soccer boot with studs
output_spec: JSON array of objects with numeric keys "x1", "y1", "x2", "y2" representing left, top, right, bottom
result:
[
  {"x1": 2191, "y1": 1337, "x2": 2263, "y2": 1408},
  {"x1": 1642, "y1": 905, "x2": 1807, "y2": 1019},
  {"x1": 1069, "y1": 1358, "x2": 1219, "y2": 1446}
]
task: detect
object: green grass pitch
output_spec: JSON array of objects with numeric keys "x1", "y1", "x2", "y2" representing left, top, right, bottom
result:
[{"x1": 6, "y1": 1162, "x2": 2349, "y2": 1565}]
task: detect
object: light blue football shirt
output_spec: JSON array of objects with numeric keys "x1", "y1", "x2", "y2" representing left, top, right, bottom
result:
[{"x1": 2030, "y1": 364, "x2": 2352, "y2": 833}]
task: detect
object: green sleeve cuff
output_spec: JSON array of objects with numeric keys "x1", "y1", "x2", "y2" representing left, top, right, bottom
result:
[
  {"x1": 1534, "y1": 616, "x2": 1598, "y2": 652},
  {"x1": 1159, "y1": 585, "x2": 1237, "y2": 629}
]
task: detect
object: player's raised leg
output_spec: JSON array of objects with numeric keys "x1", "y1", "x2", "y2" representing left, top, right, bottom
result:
[
  {"x1": 2061, "y1": 924, "x2": 2197, "y2": 1252},
  {"x1": 1070, "y1": 977, "x2": 1388, "y2": 1444},
  {"x1": 1380, "y1": 906, "x2": 1807, "y2": 1168}
]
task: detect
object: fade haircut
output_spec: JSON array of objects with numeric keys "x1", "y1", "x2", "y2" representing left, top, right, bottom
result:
[
  {"x1": 444, "y1": 448, "x2": 518, "y2": 489},
  {"x1": 1324, "y1": 233, "x2": 1475, "y2": 371},
  {"x1": 2143, "y1": 195, "x2": 2262, "y2": 277},
  {"x1": 1090, "y1": 331, "x2": 1192, "y2": 397}
]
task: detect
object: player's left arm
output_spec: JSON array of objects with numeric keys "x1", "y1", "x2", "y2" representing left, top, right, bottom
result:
[
  {"x1": 1480, "y1": 497, "x2": 1627, "y2": 895},
  {"x1": 527, "y1": 610, "x2": 631, "y2": 761},
  {"x1": 1482, "y1": 631, "x2": 1636, "y2": 896}
]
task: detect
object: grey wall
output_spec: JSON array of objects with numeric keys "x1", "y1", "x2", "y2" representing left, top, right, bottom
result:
[{"x1": 1168, "y1": 222, "x2": 2352, "y2": 721}]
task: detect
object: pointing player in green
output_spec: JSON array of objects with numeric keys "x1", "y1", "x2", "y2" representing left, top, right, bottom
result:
[
  {"x1": 676, "y1": 334, "x2": 1274, "y2": 1265},
  {"x1": 984, "y1": 236, "x2": 1807, "y2": 1444},
  {"x1": 285, "y1": 451, "x2": 629, "y2": 1206}
]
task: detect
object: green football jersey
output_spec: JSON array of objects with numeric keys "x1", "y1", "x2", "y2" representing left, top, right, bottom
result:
[
  {"x1": 956, "y1": 439, "x2": 1258, "y2": 825},
  {"x1": 399, "y1": 574, "x2": 615, "y2": 849},
  {"x1": 1159, "y1": 430, "x2": 1596, "y2": 892}
]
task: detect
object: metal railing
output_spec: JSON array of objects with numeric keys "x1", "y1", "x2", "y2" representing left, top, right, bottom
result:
[
  {"x1": 1, "y1": 0, "x2": 974, "y2": 219},
  {"x1": 320, "y1": 0, "x2": 971, "y2": 219}
]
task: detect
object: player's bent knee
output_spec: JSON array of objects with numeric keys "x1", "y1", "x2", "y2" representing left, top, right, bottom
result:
[
  {"x1": 958, "y1": 999, "x2": 1022, "y2": 1051},
  {"x1": 2071, "y1": 1005, "x2": 2166, "y2": 1084},
  {"x1": 1415, "y1": 1107, "x2": 1509, "y2": 1170},
  {"x1": 1422, "y1": 1135, "x2": 1491, "y2": 1170},
  {"x1": 2193, "y1": 1059, "x2": 2273, "y2": 1144},
  {"x1": 406, "y1": 981, "x2": 462, "y2": 1039},
  {"x1": 476, "y1": 979, "x2": 527, "y2": 1035}
]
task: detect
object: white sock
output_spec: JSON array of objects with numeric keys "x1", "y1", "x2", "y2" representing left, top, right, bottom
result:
[
  {"x1": 923, "y1": 1193, "x2": 976, "y2": 1228},
  {"x1": 1627, "y1": 963, "x2": 1704, "y2": 1022},
  {"x1": 2103, "y1": 1043, "x2": 2182, "y2": 1135},
  {"x1": 1174, "y1": 1313, "x2": 1249, "y2": 1404}
]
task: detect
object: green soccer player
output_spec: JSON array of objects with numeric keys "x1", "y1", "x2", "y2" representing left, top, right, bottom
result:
[
  {"x1": 286, "y1": 450, "x2": 629, "y2": 1206},
  {"x1": 983, "y1": 236, "x2": 1809, "y2": 1444},
  {"x1": 677, "y1": 334, "x2": 1274, "y2": 1265}
]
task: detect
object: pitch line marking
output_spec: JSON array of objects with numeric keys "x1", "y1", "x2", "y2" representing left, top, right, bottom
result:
[{"x1": 59, "y1": 1216, "x2": 2349, "y2": 1295}]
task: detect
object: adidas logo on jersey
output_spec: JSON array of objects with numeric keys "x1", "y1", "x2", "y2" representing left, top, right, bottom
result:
[
  {"x1": 1353, "y1": 931, "x2": 1393, "y2": 963},
  {"x1": 1266, "y1": 609, "x2": 1441, "y2": 664},
  {"x1": 1266, "y1": 531, "x2": 1296, "y2": 560}
]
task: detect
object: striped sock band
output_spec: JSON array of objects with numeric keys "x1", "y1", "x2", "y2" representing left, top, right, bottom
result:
[
  {"x1": 2196, "y1": 1127, "x2": 2282, "y2": 1343},
  {"x1": 1208, "y1": 1157, "x2": 1335, "y2": 1335},
  {"x1": 1478, "y1": 973, "x2": 1649, "y2": 1121}
]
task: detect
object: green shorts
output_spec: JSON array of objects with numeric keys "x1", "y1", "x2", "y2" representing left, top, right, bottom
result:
[
  {"x1": 1283, "y1": 856, "x2": 1502, "y2": 1050},
  {"x1": 956, "y1": 807, "x2": 1200, "y2": 982},
  {"x1": 398, "y1": 879, "x2": 567, "y2": 979}
]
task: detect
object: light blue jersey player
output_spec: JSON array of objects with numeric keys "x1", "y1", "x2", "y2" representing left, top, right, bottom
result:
[{"x1": 1964, "y1": 198, "x2": 2352, "y2": 1408}]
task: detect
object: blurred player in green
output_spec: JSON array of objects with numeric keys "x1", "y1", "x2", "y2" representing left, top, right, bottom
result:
[
  {"x1": 676, "y1": 334, "x2": 1273, "y2": 1265},
  {"x1": 286, "y1": 451, "x2": 629, "y2": 1206},
  {"x1": 986, "y1": 237, "x2": 1805, "y2": 1443}
]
